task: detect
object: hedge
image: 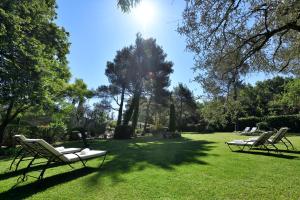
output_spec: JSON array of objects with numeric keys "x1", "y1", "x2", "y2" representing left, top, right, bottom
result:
[{"x1": 238, "y1": 114, "x2": 300, "y2": 132}]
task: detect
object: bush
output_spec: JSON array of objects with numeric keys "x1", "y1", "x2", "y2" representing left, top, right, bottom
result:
[
  {"x1": 239, "y1": 114, "x2": 300, "y2": 132},
  {"x1": 114, "y1": 125, "x2": 133, "y2": 139}
]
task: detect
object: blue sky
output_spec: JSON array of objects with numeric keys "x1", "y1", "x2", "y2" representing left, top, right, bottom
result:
[{"x1": 56, "y1": 0, "x2": 274, "y2": 101}]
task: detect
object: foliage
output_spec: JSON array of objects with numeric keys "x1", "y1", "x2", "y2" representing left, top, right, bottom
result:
[
  {"x1": 173, "y1": 83, "x2": 198, "y2": 130},
  {"x1": 114, "y1": 125, "x2": 133, "y2": 139},
  {"x1": 201, "y1": 100, "x2": 227, "y2": 131},
  {"x1": 239, "y1": 76, "x2": 294, "y2": 116},
  {"x1": 178, "y1": 0, "x2": 300, "y2": 75},
  {"x1": 0, "y1": 0, "x2": 71, "y2": 144},
  {"x1": 271, "y1": 78, "x2": 300, "y2": 113},
  {"x1": 239, "y1": 114, "x2": 300, "y2": 132},
  {"x1": 117, "y1": 0, "x2": 140, "y2": 12}
]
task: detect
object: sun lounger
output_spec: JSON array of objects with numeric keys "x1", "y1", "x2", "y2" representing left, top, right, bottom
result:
[
  {"x1": 19, "y1": 139, "x2": 107, "y2": 181},
  {"x1": 9, "y1": 135, "x2": 81, "y2": 171},
  {"x1": 240, "y1": 127, "x2": 258, "y2": 135},
  {"x1": 226, "y1": 131, "x2": 273, "y2": 152},
  {"x1": 246, "y1": 127, "x2": 294, "y2": 151},
  {"x1": 240, "y1": 127, "x2": 250, "y2": 134}
]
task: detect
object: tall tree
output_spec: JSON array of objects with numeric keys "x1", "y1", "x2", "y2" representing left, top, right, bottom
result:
[
  {"x1": 173, "y1": 83, "x2": 197, "y2": 130},
  {"x1": 0, "y1": 0, "x2": 70, "y2": 144},
  {"x1": 66, "y1": 79, "x2": 93, "y2": 147},
  {"x1": 122, "y1": 34, "x2": 173, "y2": 133},
  {"x1": 98, "y1": 47, "x2": 133, "y2": 126}
]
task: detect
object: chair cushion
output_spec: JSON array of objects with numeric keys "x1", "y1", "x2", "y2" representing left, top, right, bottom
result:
[
  {"x1": 56, "y1": 147, "x2": 81, "y2": 154},
  {"x1": 227, "y1": 140, "x2": 254, "y2": 146},
  {"x1": 62, "y1": 150, "x2": 107, "y2": 162}
]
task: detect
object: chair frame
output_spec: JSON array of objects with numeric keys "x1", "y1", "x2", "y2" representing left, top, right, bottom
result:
[{"x1": 266, "y1": 127, "x2": 295, "y2": 151}]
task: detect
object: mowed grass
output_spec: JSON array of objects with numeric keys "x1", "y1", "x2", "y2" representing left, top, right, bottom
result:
[{"x1": 0, "y1": 133, "x2": 300, "y2": 200}]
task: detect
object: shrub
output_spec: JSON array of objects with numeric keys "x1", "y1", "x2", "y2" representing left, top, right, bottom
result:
[
  {"x1": 114, "y1": 125, "x2": 133, "y2": 139},
  {"x1": 239, "y1": 114, "x2": 300, "y2": 132}
]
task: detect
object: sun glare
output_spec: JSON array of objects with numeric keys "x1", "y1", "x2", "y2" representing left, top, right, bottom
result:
[{"x1": 132, "y1": 1, "x2": 156, "y2": 28}]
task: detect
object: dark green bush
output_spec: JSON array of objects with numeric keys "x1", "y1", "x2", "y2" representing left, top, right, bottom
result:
[
  {"x1": 239, "y1": 114, "x2": 300, "y2": 132},
  {"x1": 114, "y1": 125, "x2": 133, "y2": 139}
]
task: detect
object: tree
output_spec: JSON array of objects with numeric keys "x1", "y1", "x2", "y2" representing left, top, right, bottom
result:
[
  {"x1": 122, "y1": 34, "x2": 173, "y2": 133},
  {"x1": 178, "y1": 0, "x2": 300, "y2": 75},
  {"x1": 117, "y1": 0, "x2": 141, "y2": 12},
  {"x1": 97, "y1": 47, "x2": 133, "y2": 126},
  {"x1": 0, "y1": 0, "x2": 70, "y2": 144},
  {"x1": 66, "y1": 79, "x2": 93, "y2": 147},
  {"x1": 173, "y1": 83, "x2": 197, "y2": 130},
  {"x1": 270, "y1": 78, "x2": 300, "y2": 114}
]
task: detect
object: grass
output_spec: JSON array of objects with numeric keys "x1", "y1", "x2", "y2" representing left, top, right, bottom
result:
[{"x1": 0, "y1": 132, "x2": 300, "y2": 199}]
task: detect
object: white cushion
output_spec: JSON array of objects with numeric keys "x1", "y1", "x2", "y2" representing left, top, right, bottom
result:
[
  {"x1": 62, "y1": 150, "x2": 107, "y2": 162},
  {"x1": 227, "y1": 140, "x2": 254, "y2": 146},
  {"x1": 59, "y1": 147, "x2": 81, "y2": 154}
]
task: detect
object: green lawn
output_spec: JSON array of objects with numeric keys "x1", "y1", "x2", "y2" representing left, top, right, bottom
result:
[{"x1": 1, "y1": 133, "x2": 300, "y2": 200}]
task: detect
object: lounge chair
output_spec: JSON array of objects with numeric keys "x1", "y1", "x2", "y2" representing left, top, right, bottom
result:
[
  {"x1": 226, "y1": 131, "x2": 273, "y2": 152},
  {"x1": 9, "y1": 135, "x2": 81, "y2": 171},
  {"x1": 19, "y1": 139, "x2": 107, "y2": 181},
  {"x1": 240, "y1": 127, "x2": 250, "y2": 134},
  {"x1": 247, "y1": 127, "x2": 294, "y2": 151},
  {"x1": 241, "y1": 127, "x2": 258, "y2": 135}
]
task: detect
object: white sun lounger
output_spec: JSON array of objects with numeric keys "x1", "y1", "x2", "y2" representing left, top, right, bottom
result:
[
  {"x1": 226, "y1": 131, "x2": 273, "y2": 152},
  {"x1": 19, "y1": 139, "x2": 107, "y2": 181},
  {"x1": 240, "y1": 127, "x2": 250, "y2": 134},
  {"x1": 10, "y1": 135, "x2": 81, "y2": 171},
  {"x1": 246, "y1": 127, "x2": 293, "y2": 150}
]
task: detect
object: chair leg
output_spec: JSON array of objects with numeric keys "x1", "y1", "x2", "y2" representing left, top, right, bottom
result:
[
  {"x1": 38, "y1": 159, "x2": 52, "y2": 180},
  {"x1": 99, "y1": 153, "x2": 107, "y2": 168},
  {"x1": 227, "y1": 144, "x2": 234, "y2": 151},
  {"x1": 21, "y1": 154, "x2": 37, "y2": 182},
  {"x1": 284, "y1": 137, "x2": 295, "y2": 150},
  {"x1": 14, "y1": 155, "x2": 26, "y2": 171},
  {"x1": 9, "y1": 148, "x2": 23, "y2": 170}
]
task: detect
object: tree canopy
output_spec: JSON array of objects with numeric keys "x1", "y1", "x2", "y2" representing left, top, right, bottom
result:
[
  {"x1": 0, "y1": 0, "x2": 71, "y2": 144},
  {"x1": 178, "y1": 0, "x2": 300, "y2": 75}
]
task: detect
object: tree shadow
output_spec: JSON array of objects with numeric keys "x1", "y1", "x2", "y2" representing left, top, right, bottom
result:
[
  {"x1": 0, "y1": 136, "x2": 215, "y2": 199},
  {"x1": 87, "y1": 136, "x2": 215, "y2": 185}
]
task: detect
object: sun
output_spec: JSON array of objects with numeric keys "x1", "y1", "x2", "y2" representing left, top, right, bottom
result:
[{"x1": 132, "y1": 1, "x2": 156, "y2": 27}]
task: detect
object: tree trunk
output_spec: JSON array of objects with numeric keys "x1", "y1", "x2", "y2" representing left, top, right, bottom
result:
[
  {"x1": 143, "y1": 96, "x2": 152, "y2": 134},
  {"x1": 179, "y1": 98, "x2": 183, "y2": 131},
  {"x1": 131, "y1": 92, "x2": 141, "y2": 134},
  {"x1": 117, "y1": 86, "x2": 125, "y2": 126},
  {"x1": 123, "y1": 97, "x2": 135, "y2": 126},
  {"x1": 0, "y1": 123, "x2": 7, "y2": 145}
]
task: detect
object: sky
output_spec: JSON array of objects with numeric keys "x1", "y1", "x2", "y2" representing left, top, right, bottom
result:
[{"x1": 55, "y1": 0, "x2": 275, "y2": 103}]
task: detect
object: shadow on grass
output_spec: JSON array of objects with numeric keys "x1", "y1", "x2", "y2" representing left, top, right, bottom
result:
[
  {"x1": 235, "y1": 150, "x2": 298, "y2": 159},
  {"x1": 87, "y1": 136, "x2": 215, "y2": 185},
  {"x1": 0, "y1": 166, "x2": 101, "y2": 200},
  {"x1": 0, "y1": 136, "x2": 215, "y2": 199},
  {"x1": 0, "y1": 161, "x2": 67, "y2": 181}
]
